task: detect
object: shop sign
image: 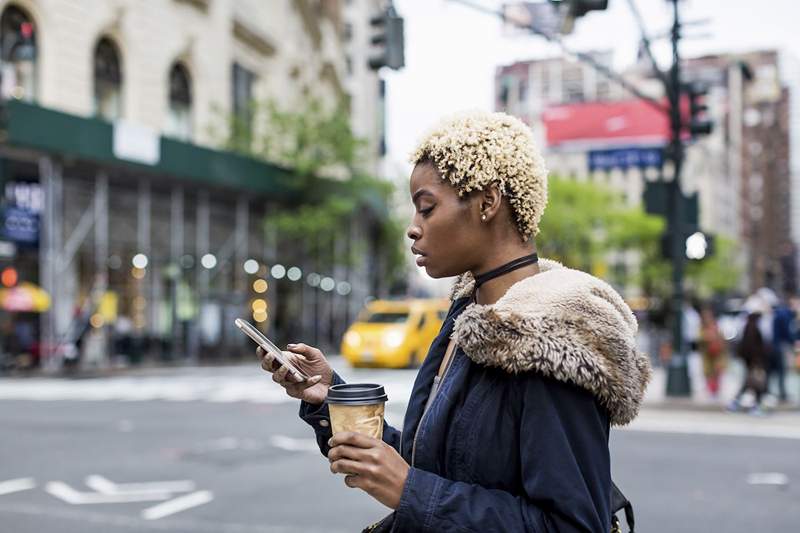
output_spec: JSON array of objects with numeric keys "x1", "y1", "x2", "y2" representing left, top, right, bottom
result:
[{"x1": 1, "y1": 206, "x2": 39, "y2": 244}]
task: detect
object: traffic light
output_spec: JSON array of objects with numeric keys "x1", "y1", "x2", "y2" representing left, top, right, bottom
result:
[
  {"x1": 368, "y1": 5, "x2": 404, "y2": 71},
  {"x1": 548, "y1": 0, "x2": 608, "y2": 34},
  {"x1": 686, "y1": 81, "x2": 713, "y2": 137},
  {"x1": 685, "y1": 231, "x2": 715, "y2": 261}
]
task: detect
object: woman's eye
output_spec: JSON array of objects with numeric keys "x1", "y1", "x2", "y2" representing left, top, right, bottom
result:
[{"x1": 419, "y1": 206, "x2": 434, "y2": 217}]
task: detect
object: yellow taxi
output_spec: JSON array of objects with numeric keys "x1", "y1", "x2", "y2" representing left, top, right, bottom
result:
[{"x1": 340, "y1": 298, "x2": 450, "y2": 368}]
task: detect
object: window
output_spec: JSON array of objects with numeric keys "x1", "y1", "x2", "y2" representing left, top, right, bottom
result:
[
  {"x1": 231, "y1": 62, "x2": 255, "y2": 141},
  {"x1": 498, "y1": 76, "x2": 512, "y2": 108},
  {"x1": 518, "y1": 78, "x2": 528, "y2": 104},
  {"x1": 166, "y1": 62, "x2": 192, "y2": 141},
  {"x1": 364, "y1": 312, "x2": 408, "y2": 324},
  {"x1": 345, "y1": 55, "x2": 353, "y2": 76},
  {"x1": 562, "y1": 66, "x2": 584, "y2": 103},
  {"x1": 0, "y1": 5, "x2": 37, "y2": 102},
  {"x1": 94, "y1": 37, "x2": 123, "y2": 121}
]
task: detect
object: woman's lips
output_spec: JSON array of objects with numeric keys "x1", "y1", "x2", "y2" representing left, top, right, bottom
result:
[{"x1": 411, "y1": 247, "x2": 427, "y2": 267}]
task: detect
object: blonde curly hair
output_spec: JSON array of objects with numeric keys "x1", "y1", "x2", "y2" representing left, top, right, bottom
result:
[{"x1": 410, "y1": 110, "x2": 548, "y2": 238}]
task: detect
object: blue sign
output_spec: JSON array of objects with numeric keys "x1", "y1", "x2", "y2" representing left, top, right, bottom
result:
[
  {"x1": 1, "y1": 206, "x2": 39, "y2": 244},
  {"x1": 588, "y1": 147, "x2": 663, "y2": 172}
]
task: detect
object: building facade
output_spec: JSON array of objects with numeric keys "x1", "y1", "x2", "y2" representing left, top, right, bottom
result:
[
  {"x1": 682, "y1": 50, "x2": 795, "y2": 294},
  {"x1": 0, "y1": 0, "x2": 391, "y2": 370},
  {"x1": 496, "y1": 50, "x2": 799, "y2": 296}
]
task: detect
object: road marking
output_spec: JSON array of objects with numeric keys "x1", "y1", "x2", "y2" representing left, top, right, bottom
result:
[
  {"x1": 45, "y1": 481, "x2": 171, "y2": 504},
  {"x1": 0, "y1": 477, "x2": 36, "y2": 496},
  {"x1": 270, "y1": 435, "x2": 320, "y2": 452},
  {"x1": 141, "y1": 490, "x2": 214, "y2": 520},
  {"x1": 0, "y1": 501, "x2": 349, "y2": 532},
  {"x1": 747, "y1": 472, "x2": 789, "y2": 486},
  {"x1": 85, "y1": 475, "x2": 195, "y2": 495}
]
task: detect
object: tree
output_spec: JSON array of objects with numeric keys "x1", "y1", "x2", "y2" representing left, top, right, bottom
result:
[
  {"x1": 537, "y1": 176, "x2": 740, "y2": 300},
  {"x1": 211, "y1": 95, "x2": 407, "y2": 349}
]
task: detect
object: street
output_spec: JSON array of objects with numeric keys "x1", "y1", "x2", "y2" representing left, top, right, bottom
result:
[{"x1": 1, "y1": 362, "x2": 799, "y2": 533}]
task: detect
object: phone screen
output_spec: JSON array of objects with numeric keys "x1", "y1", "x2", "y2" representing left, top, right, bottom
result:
[{"x1": 235, "y1": 318, "x2": 310, "y2": 381}]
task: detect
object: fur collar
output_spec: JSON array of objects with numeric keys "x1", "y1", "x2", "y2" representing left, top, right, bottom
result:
[{"x1": 450, "y1": 259, "x2": 651, "y2": 426}]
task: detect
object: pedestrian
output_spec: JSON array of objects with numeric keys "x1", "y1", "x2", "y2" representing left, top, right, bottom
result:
[
  {"x1": 699, "y1": 305, "x2": 726, "y2": 397},
  {"x1": 729, "y1": 295, "x2": 770, "y2": 414},
  {"x1": 256, "y1": 111, "x2": 651, "y2": 531},
  {"x1": 768, "y1": 297, "x2": 795, "y2": 403}
]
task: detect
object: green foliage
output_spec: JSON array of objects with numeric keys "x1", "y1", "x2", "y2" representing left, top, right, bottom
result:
[
  {"x1": 538, "y1": 177, "x2": 663, "y2": 283},
  {"x1": 212, "y1": 95, "x2": 406, "y2": 289},
  {"x1": 538, "y1": 176, "x2": 738, "y2": 298},
  {"x1": 685, "y1": 236, "x2": 741, "y2": 297},
  {"x1": 537, "y1": 178, "x2": 616, "y2": 270}
]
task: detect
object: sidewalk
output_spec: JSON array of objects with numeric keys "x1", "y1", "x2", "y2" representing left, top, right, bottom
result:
[
  {"x1": 3, "y1": 353, "x2": 799, "y2": 413},
  {"x1": 643, "y1": 354, "x2": 800, "y2": 412}
]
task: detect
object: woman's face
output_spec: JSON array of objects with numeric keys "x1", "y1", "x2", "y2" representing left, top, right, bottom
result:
[{"x1": 407, "y1": 162, "x2": 481, "y2": 278}]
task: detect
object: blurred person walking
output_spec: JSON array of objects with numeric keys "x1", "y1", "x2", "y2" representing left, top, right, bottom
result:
[
  {"x1": 254, "y1": 111, "x2": 650, "y2": 532},
  {"x1": 699, "y1": 305, "x2": 726, "y2": 397},
  {"x1": 729, "y1": 295, "x2": 770, "y2": 414},
  {"x1": 768, "y1": 297, "x2": 795, "y2": 403}
]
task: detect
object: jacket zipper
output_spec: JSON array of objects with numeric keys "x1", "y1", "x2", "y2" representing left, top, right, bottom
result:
[{"x1": 411, "y1": 348, "x2": 457, "y2": 467}]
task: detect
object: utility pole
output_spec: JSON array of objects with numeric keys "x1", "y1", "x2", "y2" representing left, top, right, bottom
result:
[{"x1": 664, "y1": 0, "x2": 691, "y2": 395}]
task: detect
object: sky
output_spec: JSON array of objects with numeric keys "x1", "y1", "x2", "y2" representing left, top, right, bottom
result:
[
  {"x1": 384, "y1": 0, "x2": 800, "y2": 175},
  {"x1": 384, "y1": 0, "x2": 800, "y2": 292}
]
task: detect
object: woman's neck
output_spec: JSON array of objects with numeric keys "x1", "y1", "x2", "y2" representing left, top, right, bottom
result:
[{"x1": 472, "y1": 249, "x2": 540, "y2": 305}]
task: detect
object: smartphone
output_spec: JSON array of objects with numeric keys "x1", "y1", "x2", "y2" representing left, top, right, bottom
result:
[{"x1": 235, "y1": 318, "x2": 310, "y2": 382}]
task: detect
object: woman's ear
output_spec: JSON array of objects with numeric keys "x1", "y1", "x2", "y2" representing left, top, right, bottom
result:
[{"x1": 478, "y1": 183, "x2": 503, "y2": 222}]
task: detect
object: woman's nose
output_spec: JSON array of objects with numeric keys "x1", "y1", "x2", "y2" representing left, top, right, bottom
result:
[{"x1": 407, "y1": 223, "x2": 421, "y2": 240}]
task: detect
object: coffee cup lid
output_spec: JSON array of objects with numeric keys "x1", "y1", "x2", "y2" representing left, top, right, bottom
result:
[{"x1": 326, "y1": 383, "x2": 388, "y2": 405}]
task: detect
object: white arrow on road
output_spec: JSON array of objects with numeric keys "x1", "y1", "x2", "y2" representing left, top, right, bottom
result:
[
  {"x1": 45, "y1": 481, "x2": 172, "y2": 504},
  {"x1": 141, "y1": 490, "x2": 214, "y2": 520},
  {"x1": 0, "y1": 478, "x2": 36, "y2": 496},
  {"x1": 85, "y1": 475, "x2": 196, "y2": 495}
]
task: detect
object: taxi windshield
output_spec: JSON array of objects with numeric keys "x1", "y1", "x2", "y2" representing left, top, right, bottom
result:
[{"x1": 363, "y1": 312, "x2": 409, "y2": 323}]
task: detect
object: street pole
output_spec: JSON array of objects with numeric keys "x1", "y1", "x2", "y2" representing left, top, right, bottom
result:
[{"x1": 665, "y1": 0, "x2": 691, "y2": 396}]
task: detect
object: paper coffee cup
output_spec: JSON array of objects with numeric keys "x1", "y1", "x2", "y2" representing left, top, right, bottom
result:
[{"x1": 326, "y1": 383, "x2": 388, "y2": 439}]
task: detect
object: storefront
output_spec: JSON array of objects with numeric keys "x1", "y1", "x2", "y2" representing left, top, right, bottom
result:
[{"x1": 0, "y1": 100, "x2": 381, "y2": 371}]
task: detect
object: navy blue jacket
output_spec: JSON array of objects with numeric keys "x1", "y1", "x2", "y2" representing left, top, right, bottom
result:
[{"x1": 301, "y1": 260, "x2": 650, "y2": 532}]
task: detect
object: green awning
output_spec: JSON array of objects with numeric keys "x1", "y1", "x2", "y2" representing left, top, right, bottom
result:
[{"x1": 2, "y1": 100, "x2": 299, "y2": 198}]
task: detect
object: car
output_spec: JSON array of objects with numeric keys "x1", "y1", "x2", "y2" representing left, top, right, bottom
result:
[{"x1": 340, "y1": 298, "x2": 450, "y2": 368}]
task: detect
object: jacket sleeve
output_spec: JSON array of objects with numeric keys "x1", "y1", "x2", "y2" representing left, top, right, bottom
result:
[
  {"x1": 394, "y1": 375, "x2": 611, "y2": 532},
  {"x1": 298, "y1": 372, "x2": 402, "y2": 457}
]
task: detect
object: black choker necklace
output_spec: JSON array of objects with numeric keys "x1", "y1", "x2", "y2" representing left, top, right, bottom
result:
[{"x1": 472, "y1": 253, "x2": 539, "y2": 300}]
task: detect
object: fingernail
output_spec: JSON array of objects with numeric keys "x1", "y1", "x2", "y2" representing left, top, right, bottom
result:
[
  {"x1": 287, "y1": 343, "x2": 296, "y2": 348},
  {"x1": 327, "y1": 438, "x2": 333, "y2": 447},
  {"x1": 311, "y1": 375, "x2": 322, "y2": 383}
]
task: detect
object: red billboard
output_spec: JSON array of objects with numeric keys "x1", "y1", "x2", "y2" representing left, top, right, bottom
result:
[{"x1": 542, "y1": 99, "x2": 672, "y2": 148}]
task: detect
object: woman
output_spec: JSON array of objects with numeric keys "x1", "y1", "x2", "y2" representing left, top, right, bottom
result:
[
  {"x1": 258, "y1": 111, "x2": 652, "y2": 531},
  {"x1": 730, "y1": 296, "x2": 770, "y2": 413},
  {"x1": 699, "y1": 305, "x2": 726, "y2": 397}
]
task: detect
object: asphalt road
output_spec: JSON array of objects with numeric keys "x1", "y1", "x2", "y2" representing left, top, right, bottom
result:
[{"x1": 1, "y1": 366, "x2": 799, "y2": 532}]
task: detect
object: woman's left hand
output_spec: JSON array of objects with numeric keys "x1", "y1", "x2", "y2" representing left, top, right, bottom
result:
[{"x1": 327, "y1": 432, "x2": 409, "y2": 509}]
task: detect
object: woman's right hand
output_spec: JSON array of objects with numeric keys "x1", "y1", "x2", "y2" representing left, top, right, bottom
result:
[{"x1": 256, "y1": 343, "x2": 333, "y2": 405}]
